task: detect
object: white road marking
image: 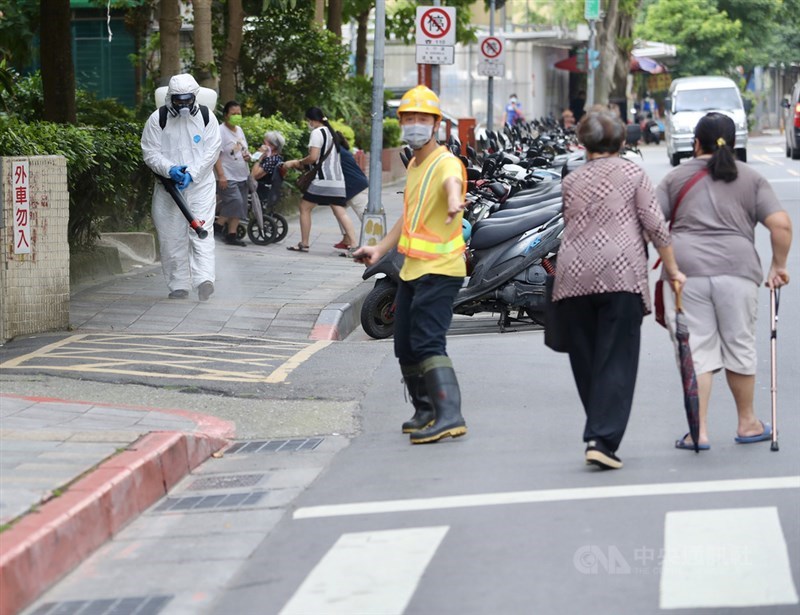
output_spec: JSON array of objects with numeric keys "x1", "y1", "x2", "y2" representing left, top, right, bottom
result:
[
  {"x1": 768, "y1": 177, "x2": 800, "y2": 183},
  {"x1": 293, "y1": 476, "x2": 800, "y2": 519},
  {"x1": 279, "y1": 526, "x2": 448, "y2": 615},
  {"x1": 660, "y1": 507, "x2": 799, "y2": 609},
  {"x1": 765, "y1": 146, "x2": 785, "y2": 153}
]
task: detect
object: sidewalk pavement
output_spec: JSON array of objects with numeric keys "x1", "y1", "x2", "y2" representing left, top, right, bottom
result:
[{"x1": 0, "y1": 182, "x2": 405, "y2": 615}]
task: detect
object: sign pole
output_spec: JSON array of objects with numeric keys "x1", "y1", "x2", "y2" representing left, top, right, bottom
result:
[
  {"x1": 431, "y1": 0, "x2": 441, "y2": 94},
  {"x1": 487, "y1": 0, "x2": 495, "y2": 133},
  {"x1": 587, "y1": 19, "x2": 596, "y2": 108},
  {"x1": 361, "y1": 0, "x2": 387, "y2": 245}
]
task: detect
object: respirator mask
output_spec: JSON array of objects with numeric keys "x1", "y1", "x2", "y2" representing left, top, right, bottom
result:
[{"x1": 402, "y1": 124, "x2": 434, "y2": 150}]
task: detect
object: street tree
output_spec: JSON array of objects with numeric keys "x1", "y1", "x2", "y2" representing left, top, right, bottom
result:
[
  {"x1": 636, "y1": 0, "x2": 744, "y2": 77},
  {"x1": 193, "y1": 0, "x2": 217, "y2": 89},
  {"x1": 40, "y1": 0, "x2": 76, "y2": 123},
  {"x1": 219, "y1": 0, "x2": 246, "y2": 102},
  {"x1": 343, "y1": 0, "x2": 373, "y2": 76},
  {"x1": 159, "y1": 0, "x2": 181, "y2": 85}
]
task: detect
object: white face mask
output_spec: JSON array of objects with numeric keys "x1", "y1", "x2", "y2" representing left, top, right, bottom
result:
[
  {"x1": 178, "y1": 107, "x2": 191, "y2": 118},
  {"x1": 402, "y1": 123, "x2": 434, "y2": 150}
]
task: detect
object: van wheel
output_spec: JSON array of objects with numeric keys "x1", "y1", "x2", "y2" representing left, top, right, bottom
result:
[
  {"x1": 736, "y1": 149, "x2": 747, "y2": 163},
  {"x1": 792, "y1": 146, "x2": 800, "y2": 160},
  {"x1": 788, "y1": 144, "x2": 792, "y2": 158},
  {"x1": 670, "y1": 153, "x2": 681, "y2": 167}
]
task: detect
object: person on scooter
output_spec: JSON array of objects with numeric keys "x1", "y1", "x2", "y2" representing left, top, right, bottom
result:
[{"x1": 352, "y1": 85, "x2": 468, "y2": 445}]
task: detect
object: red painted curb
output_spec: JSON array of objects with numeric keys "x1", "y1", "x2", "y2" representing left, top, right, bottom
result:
[
  {"x1": 0, "y1": 394, "x2": 236, "y2": 440},
  {"x1": 0, "y1": 431, "x2": 228, "y2": 615}
]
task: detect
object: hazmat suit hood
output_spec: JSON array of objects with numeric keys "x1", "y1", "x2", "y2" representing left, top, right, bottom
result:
[{"x1": 166, "y1": 74, "x2": 201, "y2": 117}]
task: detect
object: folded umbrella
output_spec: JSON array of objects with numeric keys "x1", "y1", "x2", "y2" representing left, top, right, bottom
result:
[
  {"x1": 770, "y1": 287, "x2": 780, "y2": 452},
  {"x1": 674, "y1": 283, "x2": 701, "y2": 453}
]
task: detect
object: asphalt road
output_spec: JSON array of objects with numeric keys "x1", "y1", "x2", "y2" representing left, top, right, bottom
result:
[{"x1": 21, "y1": 136, "x2": 800, "y2": 614}]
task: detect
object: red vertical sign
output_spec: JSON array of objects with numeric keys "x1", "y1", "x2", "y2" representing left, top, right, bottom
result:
[{"x1": 13, "y1": 160, "x2": 31, "y2": 254}]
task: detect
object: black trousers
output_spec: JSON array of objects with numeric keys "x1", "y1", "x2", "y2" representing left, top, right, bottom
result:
[
  {"x1": 560, "y1": 292, "x2": 644, "y2": 452},
  {"x1": 394, "y1": 274, "x2": 463, "y2": 366}
]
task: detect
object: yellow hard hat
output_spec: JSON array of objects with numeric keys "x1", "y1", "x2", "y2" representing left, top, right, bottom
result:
[{"x1": 398, "y1": 85, "x2": 441, "y2": 119}]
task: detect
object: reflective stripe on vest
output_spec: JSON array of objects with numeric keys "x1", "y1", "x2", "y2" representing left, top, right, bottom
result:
[{"x1": 398, "y1": 150, "x2": 465, "y2": 260}]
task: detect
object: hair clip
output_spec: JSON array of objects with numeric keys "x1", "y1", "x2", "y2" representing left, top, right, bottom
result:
[{"x1": 716, "y1": 137, "x2": 726, "y2": 147}]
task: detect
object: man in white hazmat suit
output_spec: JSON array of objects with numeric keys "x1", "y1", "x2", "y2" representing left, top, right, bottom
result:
[{"x1": 141, "y1": 74, "x2": 221, "y2": 301}]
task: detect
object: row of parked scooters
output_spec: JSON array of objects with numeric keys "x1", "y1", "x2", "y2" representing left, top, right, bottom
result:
[{"x1": 359, "y1": 120, "x2": 587, "y2": 339}]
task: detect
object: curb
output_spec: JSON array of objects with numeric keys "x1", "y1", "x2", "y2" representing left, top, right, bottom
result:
[
  {"x1": 310, "y1": 280, "x2": 373, "y2": 341},
  {"x1": 0, "y1": 430, "x2": 228, "y2": 615}
]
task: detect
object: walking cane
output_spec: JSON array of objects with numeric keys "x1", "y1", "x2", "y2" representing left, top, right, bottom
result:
[{"x1": 770, "y1": 287, "x2": 780, "y2": 452}]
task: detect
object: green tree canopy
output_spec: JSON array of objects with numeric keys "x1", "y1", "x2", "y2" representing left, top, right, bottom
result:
[{"x1": 636, "y1": 0, "x2": 744, "y2": 77}]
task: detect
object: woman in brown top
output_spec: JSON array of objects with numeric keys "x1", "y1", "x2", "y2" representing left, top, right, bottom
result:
[
  {"x1": 554, "y1": 111, "x2": 685, "y2": 470},
  {"x1": 657, "y1": 113, "x2": 792, "y2": 451}
]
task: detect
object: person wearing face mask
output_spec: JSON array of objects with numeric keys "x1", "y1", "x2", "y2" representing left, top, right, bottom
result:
[
  {"x1": 352, "y1": 85, "x2": 469, "y2": 445},
  {"x1": 141, "y1": 73, "x2": 221, "y2": 301},
  {"x1": 214, "y1": 101, "x2": 251, "y2": 247},
  {"x1": 502, "y1": 93, "x2": 525, "y2": 128}
]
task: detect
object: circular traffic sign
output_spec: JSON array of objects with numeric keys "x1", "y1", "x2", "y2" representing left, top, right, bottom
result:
[
  {"x1": 481, "y1": 37, "x2": 503, "y2": 59},
  {"x1": 420, "y1": 8, "x2": 451, "y2": 39}
]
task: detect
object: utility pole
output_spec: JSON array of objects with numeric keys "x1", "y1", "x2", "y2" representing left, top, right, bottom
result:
[
  {"x1": 487, "y1": 0, "x2": 495, "y2": 132},
  {"x1": 361, "y1": 0, "x2": 387, "y2": 245}
]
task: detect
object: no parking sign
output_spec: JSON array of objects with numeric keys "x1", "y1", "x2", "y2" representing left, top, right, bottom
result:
[
  {"x1": 415, "y1": 6, "x2": 457, "y2": 65},
  {"x1": 478, "y1": 35, "x2": 505, "y2": 78}
]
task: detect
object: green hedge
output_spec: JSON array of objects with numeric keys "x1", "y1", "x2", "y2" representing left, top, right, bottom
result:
[{"x1": 0, "y1": 116, "x2": 152, "y2": 246}]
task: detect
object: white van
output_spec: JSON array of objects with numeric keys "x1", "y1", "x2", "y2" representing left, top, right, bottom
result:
[{"x1": 664, "y1": 76, "x2": 748, "y2": 166}]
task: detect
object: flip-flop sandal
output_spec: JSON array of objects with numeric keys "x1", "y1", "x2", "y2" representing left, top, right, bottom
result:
[
  {"x1": 333, "y1": 240, "x2": 350, "y2": 250},
  {"x1": 734, "y1": 420, "x2": 772, "y2": 444},
  {"x1": 675, "y1": 433, "x2": 710, "y2": 451},
  {"x1": 287, "y1": 243, "x2": 309, "y2": 252}
]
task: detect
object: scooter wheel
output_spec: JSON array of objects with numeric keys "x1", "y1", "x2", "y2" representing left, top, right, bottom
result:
[{"x1": 361, "y1": 281, "x2": 397, "y2": 339}]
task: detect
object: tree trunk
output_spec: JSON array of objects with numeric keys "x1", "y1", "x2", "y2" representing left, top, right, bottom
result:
[
  {"x1": 159, "y1": 0, "x2": 181, "y2": 86},
  {"x1": 40, "y1": 0, "x2": 76, "y2": 124},
  {"x1": 315, "y1": 0, "x2": 325, "y2": 25},
  {"x1": 355, "y1": 10, "x2": 369, "y2": 77},
  {"x1": 327, "y1": 0, "x2": 342, "y2": 40},
  {"x1": 219, "y1": 0, "x2": 245, "y2": 103},
  {"x1": 595, "y1": 0, "x2": 639, "y2": 106},
  {"x1": 193, "y1": 0, "x2": 217, "y2": 89}
]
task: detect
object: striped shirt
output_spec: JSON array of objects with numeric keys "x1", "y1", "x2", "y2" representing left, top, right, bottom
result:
[{"x1": 553, "y1": 156, "x2": 671, "y2": 314}]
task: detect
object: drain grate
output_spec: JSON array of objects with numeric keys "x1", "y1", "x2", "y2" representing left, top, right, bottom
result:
[
  {"x1": 224, "y1": 438, "x2": 323, "y2": 455},
  {"x1": 30, "y1": 595, "x2": 172, "y2": 615},
  {"x1": 187, "y1": 473, "x2": 265, "y2": 491},
  {"x1": 154, "y1": 490, "x2": 267, "y2": 512}
]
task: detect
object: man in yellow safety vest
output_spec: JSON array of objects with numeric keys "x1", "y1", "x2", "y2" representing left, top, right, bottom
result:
[{"x1": 353, "y1": 85, "x2": 468, "y2": 444}]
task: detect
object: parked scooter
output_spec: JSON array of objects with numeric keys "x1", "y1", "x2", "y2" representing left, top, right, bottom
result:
[{"x1": 359, "y1": 205, "x2": 563, "y2": 339}]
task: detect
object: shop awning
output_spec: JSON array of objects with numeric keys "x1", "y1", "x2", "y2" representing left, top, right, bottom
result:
[{"x1": 554, "y1": 53, "x2": 667, "y2": 74}]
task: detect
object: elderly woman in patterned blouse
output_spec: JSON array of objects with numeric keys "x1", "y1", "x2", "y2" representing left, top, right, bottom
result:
[{"x1": 553, "y1": 110, "x2": 686, "y2": 470}]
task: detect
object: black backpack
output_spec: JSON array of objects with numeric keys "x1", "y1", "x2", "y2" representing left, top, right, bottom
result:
[{"x1": 158, "y1": 104, "x2": 210, "y2": 129}]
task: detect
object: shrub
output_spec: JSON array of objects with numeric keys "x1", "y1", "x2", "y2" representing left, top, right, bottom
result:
[
  {"x1": 240, "y1": 112, "x2": 305, "y2": 161},
  {"x1": 383, "y1": 118, "x2": 402, "y2": 148},
  {"x1": 0, "y1": 116, "x2": 152, "y2": 246}
]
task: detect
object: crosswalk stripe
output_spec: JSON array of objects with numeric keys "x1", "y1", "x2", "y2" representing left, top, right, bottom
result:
[
  {"x1": 660, "y1": 507, "x2": 799, "y2": 609},
  {"x1": 293, "y1": 476, "x2": 800, "y2": 519},
  {"x1": 279, "y1": 526, "x2": 449, "y2": 615}
]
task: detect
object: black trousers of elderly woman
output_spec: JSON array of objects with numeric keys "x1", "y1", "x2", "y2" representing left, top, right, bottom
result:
[{"x1": 560, "y1": 292, "x2": 644, "y2": 452}]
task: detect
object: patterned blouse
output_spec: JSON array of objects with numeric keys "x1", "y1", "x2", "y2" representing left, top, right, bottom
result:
[{"x1": 553, "y1": 156, "x2": 671, "y2": 314}]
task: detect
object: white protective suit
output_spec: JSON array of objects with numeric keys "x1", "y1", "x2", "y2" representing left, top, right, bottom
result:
[{"x1": 141, "y1": 74, "x2": 221, "y2": 293}]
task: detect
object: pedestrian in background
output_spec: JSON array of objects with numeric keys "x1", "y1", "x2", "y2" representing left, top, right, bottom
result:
[
  {"x1": 141, "y1": 74, "x2": 221, "y2": 301},
  {"x1": 215, "y1": 101, "x2": 251, "y2": 247},
  {"x1": 353, "y1": 86, "x2": 468, "y2": 444},
  {"x1": 553, "y1": 110, "x2": 685, "y2": 469},
  {"x1": 283, "y1": 107, "x2": 358, "y2": 253},
  {"x1": 502, "y1": 93, "x2": 525, "y2": 128},
  {"x1": 334, "y1": 135, "x2": 369, "y2": 251},
  {"x1": 657, "y1": 112, "x2": 792, "y2": 451}
]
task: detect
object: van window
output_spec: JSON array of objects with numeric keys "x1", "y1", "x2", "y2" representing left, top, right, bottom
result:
[{"x1": 675, "y1": 88, "x2": 741, "y2": 112}]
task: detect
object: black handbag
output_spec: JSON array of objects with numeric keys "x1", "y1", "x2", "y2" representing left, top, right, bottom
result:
[{"x1": 544, "y1": 275, "x2": 570, "y2": 352}]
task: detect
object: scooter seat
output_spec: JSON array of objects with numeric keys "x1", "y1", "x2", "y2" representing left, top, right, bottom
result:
[
  {"x1": 502, "y1": 185, "x2": 562, "y2": 209},
  {"x1": 471, "y1": 204, "x2": 561, "y2": 251},
  {"x1": 491, "y1": 198, "x2": 561, "y2": 219}
]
